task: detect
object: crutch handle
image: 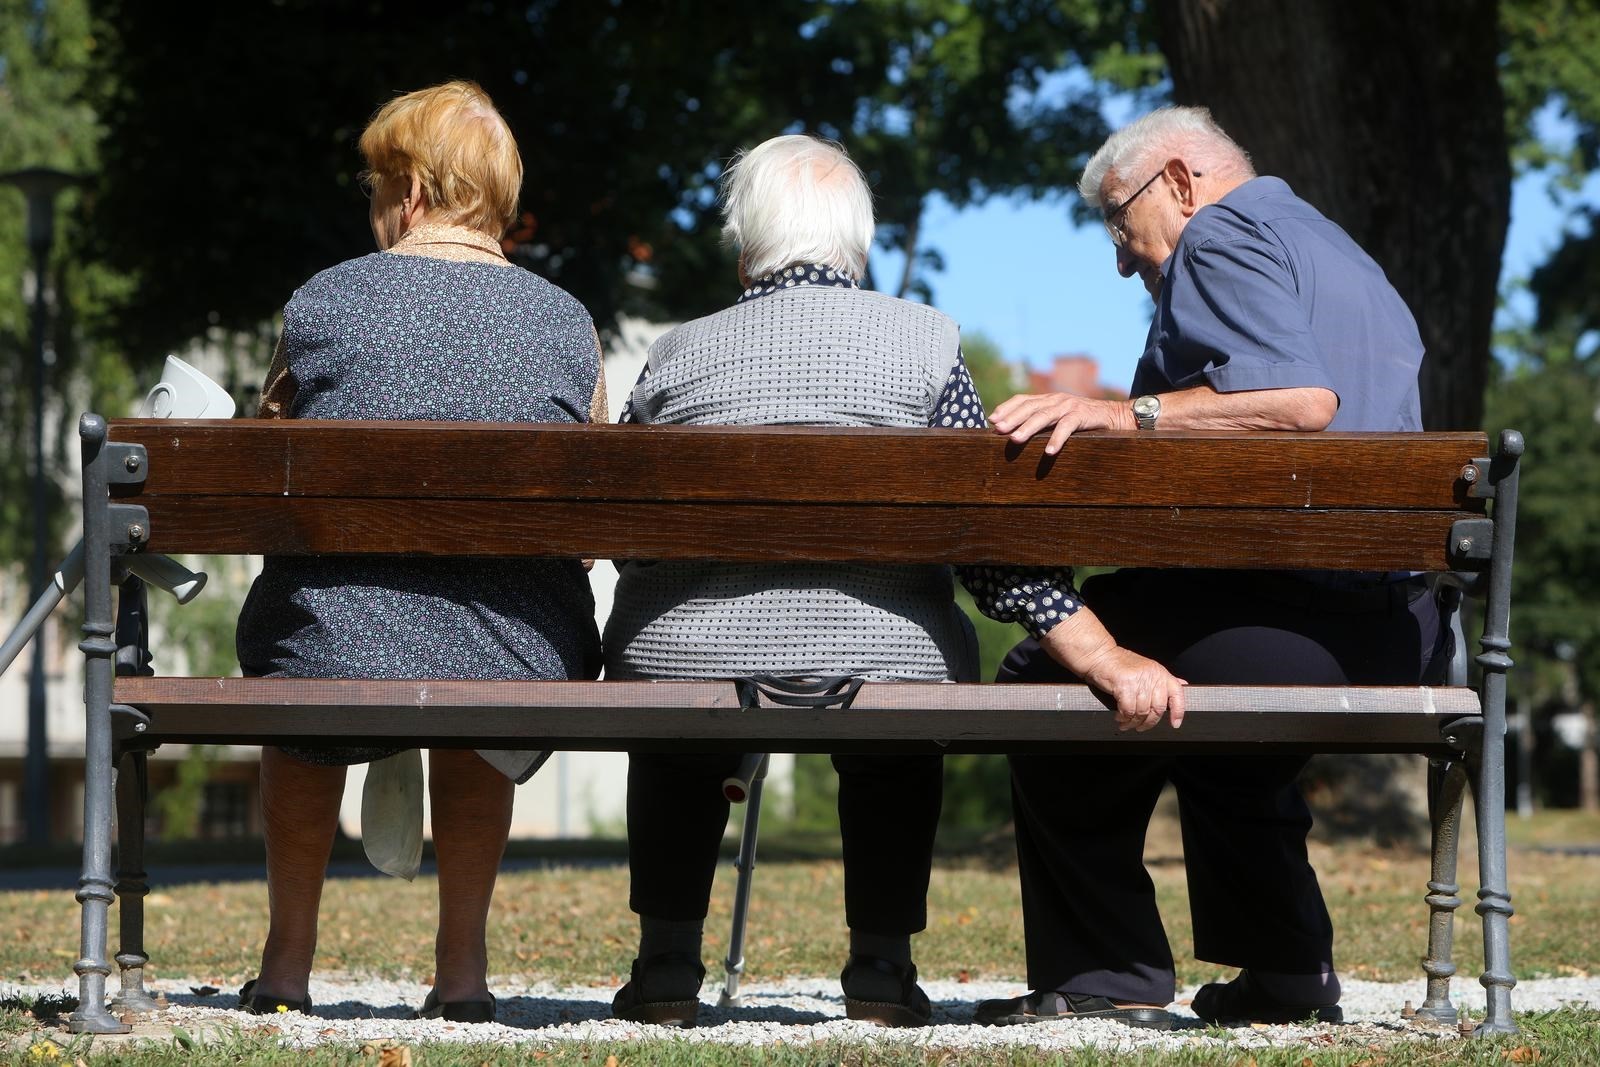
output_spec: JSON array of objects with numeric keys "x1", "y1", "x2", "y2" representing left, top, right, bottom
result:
[
  {"x1": 722, "y1": 752, "x2": 768, "y2": 804},
  {"x1": 125, "y1": 554, "x2": 207, "y2": 604}
]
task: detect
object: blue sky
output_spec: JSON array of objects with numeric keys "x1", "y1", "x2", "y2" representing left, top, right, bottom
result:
[{"x1": 872, "y1": 167, "x2": 1600, "y2": 391}]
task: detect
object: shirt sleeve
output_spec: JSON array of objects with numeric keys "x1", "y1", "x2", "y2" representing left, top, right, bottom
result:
[
  {"x1": 932, "y1": 351, "x2": 988, "y2": 429},
  {"x1": 587, "y1": 326, "x2": 609, "y2": 424},
  {"x1": 1158, "y1": 235, "x2": 1338, "y2": 397},
  {"x1": 961, "y1": 565, "x2": 1085, "y2": 640},
  {"x1": 617, "y1": 363, "x2": 650, "y2": 425},
  {"x1": 256, "y1": 334, "x2": 296, "y2": 419},
  {"x1": 934, "y1": 350, "x2": 1085, "y2": 638}
]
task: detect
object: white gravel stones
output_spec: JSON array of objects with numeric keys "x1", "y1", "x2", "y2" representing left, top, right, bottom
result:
[{"x1": 7, "y1": 975, "x2": 1598, "y2": 1052}]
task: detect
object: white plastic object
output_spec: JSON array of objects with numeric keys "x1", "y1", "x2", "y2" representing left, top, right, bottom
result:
[{"x1": 139, "y1": 355, "x2": 237, "y2": 419}]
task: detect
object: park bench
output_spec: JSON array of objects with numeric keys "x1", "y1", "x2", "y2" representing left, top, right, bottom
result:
[{"x1": 64, "y1": 413, "x2": 1523, "y2": 1035}]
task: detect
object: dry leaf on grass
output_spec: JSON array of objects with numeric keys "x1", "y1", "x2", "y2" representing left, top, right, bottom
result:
[{"x1": 1503, "y1": 1048, "x2": 1542, "y2": 1063}]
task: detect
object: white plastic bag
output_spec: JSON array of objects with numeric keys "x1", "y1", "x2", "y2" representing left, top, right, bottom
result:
[{"x1": 361, "y1": 748, "x2": 424, "y2": 881}]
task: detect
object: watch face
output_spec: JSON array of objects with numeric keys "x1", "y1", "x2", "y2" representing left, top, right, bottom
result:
[{"x1": 1134, "y1": 396, "x2": 1159, "y2": 417}]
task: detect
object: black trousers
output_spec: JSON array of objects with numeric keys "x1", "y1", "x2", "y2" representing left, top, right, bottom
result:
[
  {"x1": 626, "y1": 750, "x2": 943, "y2": 935},
  {"x1": 998, "y1": 568, "x2": 1446, "y2": 1004}
]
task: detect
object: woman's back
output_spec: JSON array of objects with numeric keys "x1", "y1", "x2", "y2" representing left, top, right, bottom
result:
[
  {"x1": 603, "y1": 283, "x2": 977, "y2": 683},
  {"x1": 237, "y1": 249, "x2": 602, "y2": 683}
]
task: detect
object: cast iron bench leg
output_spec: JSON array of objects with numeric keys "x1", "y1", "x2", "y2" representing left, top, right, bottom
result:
[
  {"x1": 1468, "y1": 740, "x2": 1518, "y2": 1034},
  {"x1": 1468, "y1": 429, "x2": 1522, "y2": 1036},
  {"x1": 111, "y1": 749, "x2": 161, "y2": 1014},
  {"x1": 1417, "y1": 757, "x2": 1468, "y2": 1025},
  {"x1": 67, "y1": 415, "x2": 132, "y2": 1035}
]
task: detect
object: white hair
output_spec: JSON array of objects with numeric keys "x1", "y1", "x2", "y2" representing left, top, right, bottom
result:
[
  {"x1": 720, "y1": 134, "x2": 874, "y2": 281},
  {"x1": 1078, "y1": 106, "x2": 1256, "y2": 211}
]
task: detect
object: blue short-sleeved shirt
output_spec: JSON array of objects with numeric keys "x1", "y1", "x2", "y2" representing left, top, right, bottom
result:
[{"x1": 1131, "y1": 176, "x2": 1424, "y2": 431}]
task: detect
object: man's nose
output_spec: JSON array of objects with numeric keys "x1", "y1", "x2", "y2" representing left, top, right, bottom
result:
[{"x1": 1116, "y1": 246, "x2": 1138, "y2": 278}]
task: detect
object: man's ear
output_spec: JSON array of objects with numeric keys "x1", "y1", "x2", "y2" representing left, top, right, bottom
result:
[{"x1": 1166, "y1": 158, "x2": 1199, "y2": 218}]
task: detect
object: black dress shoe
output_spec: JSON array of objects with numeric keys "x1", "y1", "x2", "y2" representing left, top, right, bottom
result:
[
  {"x1": 1191, "y1": 971, "x2": 1342, "y2": 1025},
  {"x1": 840, "y1": 955, "x2": 932, "y2": 1027},
  {"x1": 414, "y1": 988, "x2": 497, "y2": 1024},
  {"x1": 611, "y1": 951, "x2": 705, "y2": 1027},
  {"x1": 974, "y1": 989, "x2": 1172, "y2": 1030},
  {"x1": 237, "y1": 978, "x2": 312, "y2": 1016}
]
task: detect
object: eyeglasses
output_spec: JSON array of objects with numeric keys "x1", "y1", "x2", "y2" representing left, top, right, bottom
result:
[{"x1": 1102, "y1": 169, "x2": 1163, "y2": 246}]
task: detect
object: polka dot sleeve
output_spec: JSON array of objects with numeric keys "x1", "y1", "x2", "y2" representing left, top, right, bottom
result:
[
  {"x1": 617, "y1": 363, "x2": 650, "y2": 424},
  {"x1": 936, "y1": 351, "x2": 1085, "y2": 638},
  {"x1": 932, "y1": 354, "x2": 988, "y2": 430}
]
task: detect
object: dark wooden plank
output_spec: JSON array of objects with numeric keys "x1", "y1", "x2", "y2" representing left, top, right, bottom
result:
[
  {"x1": 113, "y1": 678, "x2": 1480, "y2": 755},
  {"x1": 108, "y1": 420, "x2": 1489, "y2": 510},
  {"x1": 127, "y1": 496, "x2": 1475, "y2": 569}
]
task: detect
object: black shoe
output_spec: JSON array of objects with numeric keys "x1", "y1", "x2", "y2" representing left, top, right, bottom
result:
[
  {"x1": 414, "y1": 988, "x2": 496, "y2": 1024},
  {"x1": 840, "y1": 955, "x2": 932, "y2": 1027},
  {"x1": 611, "y1": 951, "x2": 705, "y2": 1027},
  {"x1": 974, "y1": 989, "x2": 1172, "y2": 1030},
  {"x1": 237, "y1": 978, "x2": 312, "y2": 1016},
  {"x1": 1191, "y1": 971, "x2": 1343, "y2": 1025}
]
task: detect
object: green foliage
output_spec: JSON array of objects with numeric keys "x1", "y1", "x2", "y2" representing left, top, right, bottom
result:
[
  {"x1": 1502, "y1": 0, "x2": 1600, "y2": 336},
  {"x1": 84, "y1": 2, "x2": 1140, "y2": 354},
  {"x1": 150, "y1": 744, "x2": 219, "y2": 841},
  {"x1": 0, "y1": 0, "x2": 136, "y2": 568},
  {"x1": 958, "y1": 330, "x2": 1023, "y2": 411},
  {"x1": 1483, "y1": 330, "x2": 1600, "y2": 704}
]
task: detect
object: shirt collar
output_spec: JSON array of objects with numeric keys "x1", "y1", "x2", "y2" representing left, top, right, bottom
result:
[{"x1": 737, "y1": 262, "x2": 860, "y2": 303}]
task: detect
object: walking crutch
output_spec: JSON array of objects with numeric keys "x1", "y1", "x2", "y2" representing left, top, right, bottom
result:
[{"x1": 718, "y1": 751, "x2": 769, "y2": 1007}]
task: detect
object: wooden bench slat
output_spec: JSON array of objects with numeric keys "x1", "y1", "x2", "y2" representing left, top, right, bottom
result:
[
  {"x1": 127, "y1": 497, "x2": 1475, "y2": 570},
  {"x1": 113, "y1": 679, "x2": 1480, "y2": 755},
  {"x1": 108, "y1": 421, "x2": 1487, "y2": 510}
]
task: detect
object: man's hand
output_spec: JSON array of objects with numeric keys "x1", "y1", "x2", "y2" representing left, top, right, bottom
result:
[
  {"x1": 990, "y1": 392, "x2": 1135, "y2": 455},
  {"x1": 1036, "y1": 608, "x2": 1188, "y2": 730}
]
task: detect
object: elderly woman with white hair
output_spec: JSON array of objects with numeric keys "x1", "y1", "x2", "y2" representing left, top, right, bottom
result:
[{"x1": 604, "y1": 134, "x2": 1183, "y2": 1028}]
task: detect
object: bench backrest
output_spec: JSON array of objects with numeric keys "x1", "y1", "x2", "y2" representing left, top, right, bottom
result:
[{"x1": 106, "y1": 420, "x2": 1492, "y2": 572}]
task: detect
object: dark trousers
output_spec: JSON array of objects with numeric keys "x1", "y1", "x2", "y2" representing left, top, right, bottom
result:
[
  {"x1": 998, "y1": 568, "x2": 1445, "y2": 1004},
  {"x1": 626, "y1": 750, "x2": 943, "y2": 935}
]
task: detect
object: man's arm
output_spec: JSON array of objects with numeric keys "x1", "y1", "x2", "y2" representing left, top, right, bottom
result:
[{"x1": 990, "y1": 383, "x2": 1338, "y2": 455}]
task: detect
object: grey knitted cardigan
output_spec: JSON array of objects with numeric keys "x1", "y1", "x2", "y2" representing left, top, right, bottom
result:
[{"x1": 604, "y1": 284, "x2": 979, "y2": 682}]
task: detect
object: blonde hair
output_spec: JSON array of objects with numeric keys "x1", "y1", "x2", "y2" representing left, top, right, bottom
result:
[
  {"x1": 721, "y1": 134, "x2": 875, "y2": 281},
  {"x1": 359, "y1": 80, "x2": 522, "y2": 235}
]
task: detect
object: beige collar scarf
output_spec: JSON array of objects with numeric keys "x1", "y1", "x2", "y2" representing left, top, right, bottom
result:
[{"x1": 387, "y1": 221, "x2": 510, "y2": 266}]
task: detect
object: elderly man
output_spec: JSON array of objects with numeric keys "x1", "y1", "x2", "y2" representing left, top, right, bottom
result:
[
  {"x1": 604, "y1": 133, "x2": 1182, "y2": 1029},
  {"x1": 975, "y1": 107, "x2": 1448, "y2": 1029}
]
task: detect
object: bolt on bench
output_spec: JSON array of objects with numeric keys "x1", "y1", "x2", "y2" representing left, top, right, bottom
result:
[{"x1": 66, "y1": 414, "x2": 1522, "y2": 1035}]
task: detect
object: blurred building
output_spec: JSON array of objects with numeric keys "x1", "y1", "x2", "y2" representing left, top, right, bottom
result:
[
  {"x1": 0, "y1": 319, "x2": 798, "y2": 846},
  {"x1": 1027, "y1": 352, "x2": 1127, "y2": 401}
]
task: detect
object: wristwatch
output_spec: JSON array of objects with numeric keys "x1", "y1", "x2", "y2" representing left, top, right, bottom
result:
[{"x1": 1132, "y1": 394, "x2": 1161, "y2": 430}]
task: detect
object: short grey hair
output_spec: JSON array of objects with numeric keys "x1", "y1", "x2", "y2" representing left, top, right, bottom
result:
[
  {"x1": 1078, "y1": 106, "x2": 1255, "y2": 211},
  {"x1": 720, "y1": 134, "x2": 874, "y2": 281}
]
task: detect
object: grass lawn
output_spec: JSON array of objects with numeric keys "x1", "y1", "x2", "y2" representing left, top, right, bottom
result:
[{"x1": 3, "y1": 808, "x2": 1597, "y2": 1063}]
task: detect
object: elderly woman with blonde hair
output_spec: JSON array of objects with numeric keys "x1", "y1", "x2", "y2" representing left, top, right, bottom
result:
[
  {"x1": 605, "y1": 134, "x2": 1183, "y2": 1029},
  {"x1": 234, "y1": 81, "x2": 604, "y2": 1024}
]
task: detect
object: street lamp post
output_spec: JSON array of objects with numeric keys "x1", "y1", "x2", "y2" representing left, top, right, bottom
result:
[{"x1": 2, "y1": 166, "x2": 81, "y2": 846}]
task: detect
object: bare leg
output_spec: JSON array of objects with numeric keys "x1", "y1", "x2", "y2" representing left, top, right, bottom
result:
[
  {"x1": 428, "y1": 749, "x2": 513, "y2": 1004},
  {"x1": 256, "y1": 747, "x2": 347, "y2": 1001}
]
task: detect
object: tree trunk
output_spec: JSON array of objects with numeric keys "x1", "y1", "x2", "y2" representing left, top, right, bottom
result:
[{"x1": 1155, "y1": 0, "x2": 1511, "y2": 431}]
